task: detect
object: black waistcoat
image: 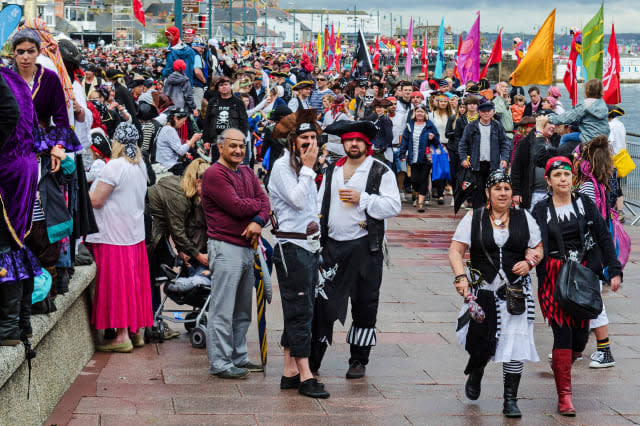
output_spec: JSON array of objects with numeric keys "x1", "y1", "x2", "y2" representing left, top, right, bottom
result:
[{"x1": 469, "y1": 207, "x2": 529, "y2": 284}]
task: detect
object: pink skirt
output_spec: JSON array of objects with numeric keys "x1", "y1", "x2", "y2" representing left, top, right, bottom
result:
[{"x1": 90, "y1": 241, "x2": 153, "y2": 332}]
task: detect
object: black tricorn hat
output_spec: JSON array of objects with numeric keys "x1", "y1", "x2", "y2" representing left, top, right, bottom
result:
[{"x1": 323, "y1": 120, "x2": 378, "y2": 143}]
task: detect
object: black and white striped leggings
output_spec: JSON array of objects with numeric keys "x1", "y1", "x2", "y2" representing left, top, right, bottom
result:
[{"x1": 503, "y1": 361, "x2": 524, "y2": 377}]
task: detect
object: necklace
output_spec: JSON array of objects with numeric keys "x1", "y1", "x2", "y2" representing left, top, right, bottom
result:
[{"x1": 490, "y1": 210, "x2": 508, "y2": 229}]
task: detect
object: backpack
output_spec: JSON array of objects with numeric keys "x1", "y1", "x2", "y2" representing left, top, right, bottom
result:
[{"x1": 589, "y1": 177, "x2": 630, "y2": 269}]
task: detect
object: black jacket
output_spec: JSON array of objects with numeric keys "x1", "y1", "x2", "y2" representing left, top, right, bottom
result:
[
  {"x1": 445, "y1": 115, "x2": 460, "y2": 153},
  {"x1": 532, "y1": 193, "x2": 622, "y2": 282},
  {"x1": 458, "y1": 119, "x2": 510, "y2": 171},
  {"x1": 202, "y1": 92, "x2": 249, "y2": 161},
  {"x1": 511, "y1": 132, "x2": 560, "y2": 209}
]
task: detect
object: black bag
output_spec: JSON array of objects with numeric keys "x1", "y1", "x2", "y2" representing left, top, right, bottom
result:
[
  {"x1": 549, "y1": 197, "x2": 603, "y2": 321},
  {"x1": 478, "y1": 209, "x2": 526, "y2": 315}
]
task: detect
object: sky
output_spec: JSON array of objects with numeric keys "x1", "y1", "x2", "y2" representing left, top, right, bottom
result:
[{"x1": 309, "y1": 1, "x2": 640, "y2": 34}]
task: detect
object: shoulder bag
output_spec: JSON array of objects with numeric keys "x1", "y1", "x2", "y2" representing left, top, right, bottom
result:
[{"x1": 548, "y1": 197, "x2": 603, "y2": 320}]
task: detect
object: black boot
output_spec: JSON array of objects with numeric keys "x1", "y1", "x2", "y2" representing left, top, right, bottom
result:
[
  {"x1": 19, "y1": 278, "x2": 34, "y2": 339},
  {"x1": 0, "y1": 280, "x2": 23, "y2": 345},
  {"x1": 503, "y1": 373, "x2": 522, "y2": 418},
  {"x1": 56, "y1": 267, "x2": 69, "y2": 295},
  {"x1": 465, "y1": 367, "x2": 485, "y2": 400},
  {"x1": 309, "y1": 340, "x2": 328, "y2": 373}
]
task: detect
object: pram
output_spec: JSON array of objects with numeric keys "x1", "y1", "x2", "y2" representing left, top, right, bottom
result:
[{"x1": 146, "y1": 239, "x2": 211, "y2": 348}]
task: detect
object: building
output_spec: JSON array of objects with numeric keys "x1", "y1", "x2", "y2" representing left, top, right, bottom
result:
[{"x1": 256, "y1": 8, "x2": 311, "y2": 44}]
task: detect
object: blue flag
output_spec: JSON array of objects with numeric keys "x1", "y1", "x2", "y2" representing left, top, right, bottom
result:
[
  {"x1": 0, "y1": 5, "x2": 22, "y2": 48},
  {"x1": 435, "y1": 17, "x2": 445, "y2": 78}
]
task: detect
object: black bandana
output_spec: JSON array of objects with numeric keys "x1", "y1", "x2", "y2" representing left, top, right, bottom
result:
[
  {"x1": 485, "y1": 169, "x2": 511, "y2": 189},
  {"x1": 114, "y1": 123, "x2": 139, "y2": 159}
]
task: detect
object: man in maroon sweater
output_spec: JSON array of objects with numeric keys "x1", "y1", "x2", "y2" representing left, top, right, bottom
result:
[{"x1": 202, "y1": 128, "x2": 271, "y2": 379}]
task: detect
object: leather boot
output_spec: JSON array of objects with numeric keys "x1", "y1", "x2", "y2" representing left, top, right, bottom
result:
[
  {"x1": 552, "y1": 349, "x2": 576, "y2": 416},
  {"x1": 0, "y1": 280, "x2": 22, "y2": 344},
  {"x1": 19, "y1": 278, "x2": 34, "y2": 340},
  {"x1": 503, "y1": 373, "x2": 522, "y2": 418},
  {"x1": 309, "y1": 340, "x2": 328, "y2": 373},
  {"x1": 56, "y1": 267, "x2": 69, "y2": 294},
  {"x1": 465, "y1": 367, "x2": 484, "y2": 400}
]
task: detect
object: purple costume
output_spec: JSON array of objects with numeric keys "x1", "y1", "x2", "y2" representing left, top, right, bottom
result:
[
  {"x1": 28, "y1": 64, "x2": 82, "y2": 152},
  {"x1": 0, "y1": 68, "x2": 43, "y2": 283}
]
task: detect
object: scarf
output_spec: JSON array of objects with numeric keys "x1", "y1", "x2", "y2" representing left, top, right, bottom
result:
[{"x1": 21, "y1": 18, "x2": 75, "y2": 108}]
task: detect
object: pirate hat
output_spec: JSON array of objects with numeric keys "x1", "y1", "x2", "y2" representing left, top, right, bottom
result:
[
  {"x1": 272, "y1": 108, "x2": 322, "y2": 138},
  {"x1": 324, "y1": 120, "x2": 378, "y2": 146},
  {"x1": 291, "y1": 80, "x2": 314, "y2": 90},
  {"x1": 607, "y1": 104, "x2": 625, "y2": 119}
]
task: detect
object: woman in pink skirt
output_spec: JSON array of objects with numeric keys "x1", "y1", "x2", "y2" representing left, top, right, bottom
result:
[{"x1": 87, "y1": 122, "x2": 152, "y2": 352}]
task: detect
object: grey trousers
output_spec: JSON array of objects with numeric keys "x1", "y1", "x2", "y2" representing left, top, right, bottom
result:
[
  {"x1": 193, "y1": 87, "x2": 205, "y2": 112},
  {"x1": 206, "y1": 239, "x2": 255, "y2": 373}
]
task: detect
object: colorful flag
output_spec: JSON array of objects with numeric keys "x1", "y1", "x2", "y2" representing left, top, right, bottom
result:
[
  {"x1": 603, "y1": 23, "x2": 621, "y2": 104},
  {"x1": 323, "y1": 26, "x2": 329, "y2": 67},
  {"x1": 404, "y1": 18, "x2": 413, "y2": 77},
  {"x1": 327, "y1": 24, "x2": 335, "y2": 70},
  {"x1": 316, "y1": 30, "x2": 324, "y2": 69},
  {"x1": 133, "y1": 0, "x2": 145, "y2": 26},
  {"x1": 335, "y1": 25, "x2": 341, "y2": 73},
  {"x1": 353, "y1": 29, "x2": 373, "y2": 78},
  {"x1": 434, "y1": 17, "x2": 445, "y2": 78},
  {"x1": 513, "y1": 37, "x2": 525, "y2": 65},
  {"x1": 582, "y1": 3, "x2": 604, "y2": 80},
  {"x1": 453, "y1": 33, "x2": 462, "y2": 80},
  {"x1": 421, "y1": 31, "x2": 428, "y2": 75},
  {"x1": 456, "y1": 13, "x2": 480, "y2": 85},
  {"x1": 511, "y1": 9, "x2": 555, "y2": 86},
  {"x1": 373, "y1": 34, "x2": 380, "y2": 71},
  {"x1": 563, "y1": 30, "x2": 582, "y2": 106},
  {"x1": 480, "y1": 28, "x2": 502, "y2": 79}
]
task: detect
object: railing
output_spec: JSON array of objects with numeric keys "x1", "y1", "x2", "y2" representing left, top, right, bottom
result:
[{"x1": 620, "y1": 133, "x2": 640, "y2": 225}]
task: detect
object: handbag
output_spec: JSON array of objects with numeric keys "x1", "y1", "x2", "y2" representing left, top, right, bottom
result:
[
  {"x1": 478, "y1": 209, "x2": 526, "y2": 315},
  {"x1": 431, "y1": 143, "x2": 451, "y2": 181},
  {"x1": 613, "y1": 148, "x2": 635, "y2": 178},
  {"x1": 548, "y1": 197, "x2": 603, "y2": 321}
]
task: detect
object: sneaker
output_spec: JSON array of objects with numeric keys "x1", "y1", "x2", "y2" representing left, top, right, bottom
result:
[
  {"x1": 399, "y1": 192, "x2": 407, "y2": 202},
  {"x1": 589, "y1": 350, "x2": 616, "y2": 368},
  {"x1": 450, "y1": 198, "x2": 455, "y2": 207},
  {"x1": 214, "y1": 366, "x2": 250, "y2": 379},
  {"x1": 413, "y1": 199, "x2": 417, "y2": 207},
  {"x1": 236, "y1": 361, "x2": 264, "y2": 372},
  {"x1": 346, "y1": 360, "x2": 366, "y2": 379},
  {"x1": 163, "y1": 326, "x2": 180, "y2": 340}
]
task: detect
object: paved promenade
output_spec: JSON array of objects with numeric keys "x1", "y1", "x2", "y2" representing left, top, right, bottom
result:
[{"x1": 47, "y1": 200, "x2": 640, "y2": 425}]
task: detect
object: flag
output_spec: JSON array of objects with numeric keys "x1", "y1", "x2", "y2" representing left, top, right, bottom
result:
[
  {"x1": 563, "y1": 30, "x2": 581, "y2": 106},
  {"x1": 456, "y1": 13, "x2": 480, "y2": 85},
  {"x1": 514, "y1": 37, "x2": 525, "y2": 65},
  {"x1": 353, "y1": 29, "x2": 373, "y2": 78},
  {"x1": 421, "y1": 31, "x2": 428, "y2": 75},
  {"x1": 324, "y1": 26, "x2": 330, "y2": 66},
  {"x1": 510, "y1": 9, "x2": 555, "y2": 86},
  {"x1": 335, "y1": 25, "x2": 341, "y2": 73},
  {"x1": 404, "y1": 18, "x2": 413, "y2": 77},
  {"x1": 327, "y1": 24, "x2": 335, "y2": 70},
  {"x1": 133, "y1": 0, "x2": 145, "y2": 27},
  {"x1": 480, "y1": 28, "x2": 502, "y2": 79},
  {"x1": 453, "y1": 33, "x2": 463, "y2": 80},
  {"x1": 603, "y1": 23, "x2": 621, "y2": 104},
  {"x1": 582, "y1": 3, "x2": 604, "y2": 80},
  {"x1": 435, "y1": 17, "x2": 445, "y2": 78},
  {"x1": 316, "y1": 31, "x2": 324, "y2": 68},
  {"x1": 394, "y1": 39, "x2": 401, "y2": 67},
  {"x1": 373, "y1": 34, "x2": 380, "y2": 71},
  {"x1": 253, "y1": 240, "x2": 272, "y2": 373}
]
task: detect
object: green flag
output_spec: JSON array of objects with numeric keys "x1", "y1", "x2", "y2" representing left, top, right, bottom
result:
[{"x1": 582, "y1": 4, "x2": 604, "y2": 80}]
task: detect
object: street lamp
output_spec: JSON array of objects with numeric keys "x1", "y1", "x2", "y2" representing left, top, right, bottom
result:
[{"x1": 289, "y1": 2, "x2": 295, "y2": 45}]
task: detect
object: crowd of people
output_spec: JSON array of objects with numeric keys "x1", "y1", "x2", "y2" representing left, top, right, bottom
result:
[{"x1": 0, "y1": 21, "x2": 630, "y2": 417}]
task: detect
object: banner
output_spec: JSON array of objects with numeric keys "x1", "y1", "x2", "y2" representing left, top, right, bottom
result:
[
  {"x1": 133, "y1": 0, "x2": 145, "y2": 27},
  {"x1": 603, "y1": 23, "x2": 621, "y2": 105},
  {"x1": 456, "y1": 13, "x2": 480, "y2": 85},
  {"x1": 510, "y1": 9, "x2": 555, "y2": 86},
  {"x1": 404, "y1": 18, "x2": 413, "y2": 77},
  {"x1": 563, "y1": 30, "x2": 581, "y2": 106},
  {"x1": 434, "y1": 17, "x2": 445, "y2": 78},
  {"x1": 421, "y1": 31, "x2": 428, "y2": 75},
  {"x1": 353, "y1": 29, "x2": 373, "y2": 78},
  {"x1": 480, "y1": 28, "x2": 502, "y2": 79},
  {"x1": 0, "y1": 5, "x2": 22, "y2": 47},
  {"x1": 582, "y1": 4, "x2": 604, "y2": 80}
]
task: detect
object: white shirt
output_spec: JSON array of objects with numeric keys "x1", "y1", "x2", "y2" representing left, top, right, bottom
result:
[
  {"x1": 156, "y1": 126, "x2": 190, "y2": 169},
  {"x1": 287, "y1": 96, "x2": 310, "y2": 112},
  {"x1": 608, "y1": 117, "x2": 626, "y2": 156},
  {"x1": 268, "y1": 150, "x2": 319, "y2": 252},
  {"x1": 391, "y1": 100, "x2": 413, "y2": 146},
  {"x1": 318, "y1": 156, "x2": 401, "y2": 241},
  {"x1": 86, "y1": 158, "x2": 148, "y2": 246}
]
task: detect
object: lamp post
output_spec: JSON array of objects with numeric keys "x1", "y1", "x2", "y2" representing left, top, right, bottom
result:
[
  {"x1": 229, "y1": 0, "x2": 232, "y2": 41},
  {"x1": 243, "y1": 0, "x2": 247, "y2": 43},
  {"x1": 289, "y1": 2, "x2": 295, "y2": 47},
  {"x1": 208, "y1": 0, "x2": 213, "y2": 39}
]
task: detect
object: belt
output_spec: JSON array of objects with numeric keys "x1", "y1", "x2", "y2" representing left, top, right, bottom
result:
[{"x1": 274, "y1": 231, "x2": 319, "y2": 240}]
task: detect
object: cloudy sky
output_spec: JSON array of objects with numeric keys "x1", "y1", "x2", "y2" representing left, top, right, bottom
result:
[{"x1": 308, "y1": 1, "x2": 639, "y2": 34}]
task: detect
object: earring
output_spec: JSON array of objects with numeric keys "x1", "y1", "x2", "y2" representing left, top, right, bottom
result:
[{"x1": 486, "y1": 200, "x2": 491, "y2": 210}]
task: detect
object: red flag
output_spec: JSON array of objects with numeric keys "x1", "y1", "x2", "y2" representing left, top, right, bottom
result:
[
  {"x1": 453, "y1": 33, "x2": 463, "y2": 80},
  {"x1": 421, "y1": 31, "x2": 428, "y2": 75},
  {"x1": 563, "y1": 31, "x2": 581, "y2": 107},
  {"x1": 372, "y1": 34, "x2": 380, "y2": 71},
  {"x1": 323, "y1": 26, "x2": 329, "y2": 65},
  {"x1": 603, "y1": 23, "x2": 621, "y2": 105},
  {"x1": 394, "y1": 39, "x2": 401, "y2": 66},
  {"x1": 479, "y1": 29, "x2": 502, "y2": 79},
  {"x1": 133, "y1": 0, "x2": 145, "y2": 27}
]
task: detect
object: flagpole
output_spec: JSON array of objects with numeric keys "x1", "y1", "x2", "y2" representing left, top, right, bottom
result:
[{"x1": 498, "y1": 28, "x2": 503, "y2": 80}]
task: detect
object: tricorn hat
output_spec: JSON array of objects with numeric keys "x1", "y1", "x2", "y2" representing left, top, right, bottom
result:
[{"x1": 273, "y1": 108, "x2": 322, "y2": 138}]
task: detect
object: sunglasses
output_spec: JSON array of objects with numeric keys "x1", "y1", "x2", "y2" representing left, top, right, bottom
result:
[{"x1": 317, "y1": 78, "x2": 327, "y2": 81}]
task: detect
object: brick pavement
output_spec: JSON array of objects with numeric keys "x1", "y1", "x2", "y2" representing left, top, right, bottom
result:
[{"x1": 47, "y1": 199, "x2": 640, "y2": 425}]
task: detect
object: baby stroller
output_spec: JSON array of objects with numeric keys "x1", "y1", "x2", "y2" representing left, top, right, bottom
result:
[{"x1": 146, "y1": 239, "x2": 211, "y2": 348}]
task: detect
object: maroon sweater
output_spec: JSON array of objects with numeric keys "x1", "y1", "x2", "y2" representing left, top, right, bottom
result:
[{"x1": 201, "y1": 162, "x2": 270, "y2": 247}]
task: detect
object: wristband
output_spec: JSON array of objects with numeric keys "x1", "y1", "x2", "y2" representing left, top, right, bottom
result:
[
  {"x1": 527, "y1": 259, "x2": 535, "y2": 269},
  {"x1": 454, "y1": 274, "x2": 467, "y2": 283}
]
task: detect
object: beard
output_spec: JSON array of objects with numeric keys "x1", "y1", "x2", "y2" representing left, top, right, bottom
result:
[{"x1": 346, "y1": 149, "x2": 365, "y2": 159}]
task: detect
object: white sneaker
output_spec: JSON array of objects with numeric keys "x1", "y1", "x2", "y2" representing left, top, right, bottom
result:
[
  {"x1": 589, "y1": 350, "x2": 616, "y2": 368},
  {"x1": 413, "y1": 199, "x2": 417, "y2": 207},
  {"x1": 400, "y1": 192, "x2": 407, "y2": 202}
]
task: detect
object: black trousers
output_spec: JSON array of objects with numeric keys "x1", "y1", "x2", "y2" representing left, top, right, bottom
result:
[
  {"x1": 312, "y1": 237, "x2": 383, "y2": 365},
  {"x1": 0, "y1": 278, "x2": 33, "y2": 341},
  {"x1": 411, "y1": 162, "x2": 431, "y2": 196},
  {"x1": 551, "y1": 321, "x2": 590, "y2": 352},
  {"x1": 472, "y1": 161, "x2": 492, "y2": 208},
  {"x1": 273, "y1": 242, "x2": 318, "y2": 358}
]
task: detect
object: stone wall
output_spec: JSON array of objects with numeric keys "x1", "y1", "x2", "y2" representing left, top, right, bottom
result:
[{"x1": 0, "y1": 265, "x2": 96, "y2": 426}]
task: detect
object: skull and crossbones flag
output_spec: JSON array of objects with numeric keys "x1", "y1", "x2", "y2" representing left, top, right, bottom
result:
[{"x1": 352, "y1": 29, "x2": 373, "y2": 79}]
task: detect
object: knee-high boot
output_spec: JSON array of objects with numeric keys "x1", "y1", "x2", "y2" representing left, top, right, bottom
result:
[
  {"x1": 503, "y1": 373, "x2": 522, "y2": 418},
  {"x1": 552, "y1": 349, "x2": 576, "y2": 416},
  {"x1": 465, "y1": 366, "x2": 485, "y2": 400}
]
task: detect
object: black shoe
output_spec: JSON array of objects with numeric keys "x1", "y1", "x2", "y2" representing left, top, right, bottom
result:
[
  {"x1": 280, "y1": 374, "x2": 301, "y2": 389},
  {"x1": 503, "y1": 373, "x2": 522, "y2": 418},
  {"x1": 309, "y1": 341, "x2": 328, "y2": 373},
  {"x1": 298, "y1": 378, "x2": 330, "y2": 398},
  {"x1": 346, "y1": 360, "x2": 366, "y2": 379},
  {"x1": 465, "y1": 367, "x2": 484, "y2": 400},
  {"x1": 438, "y1": 197, "x2": 445, "y2": 205},
  {"x1": 236, "y1": 361, "x2": 264, "y2": 372},
  {"x1": 214, "y1": 367, "x2": 249, "y2": 379}
]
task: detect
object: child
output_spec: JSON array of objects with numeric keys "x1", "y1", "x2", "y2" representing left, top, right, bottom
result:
[
  {"x1": 510, "y1": 94, "x2": 525, "y2": 123},
  {"x1": 86, "y1": 129, "x2": 111, "y2": 184}
]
